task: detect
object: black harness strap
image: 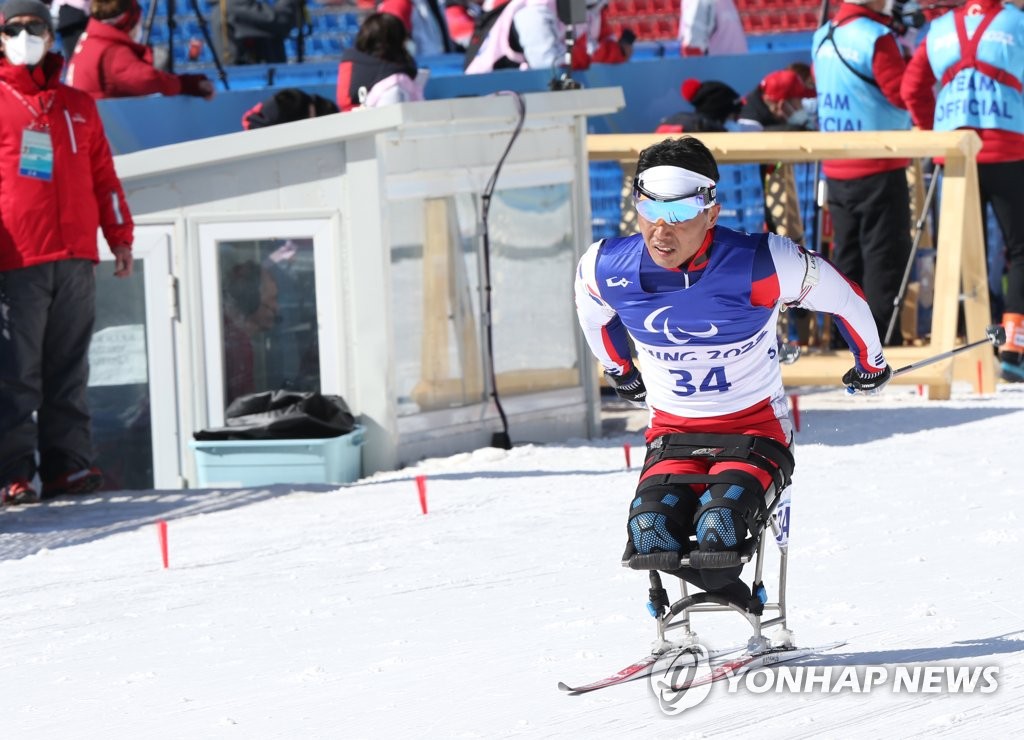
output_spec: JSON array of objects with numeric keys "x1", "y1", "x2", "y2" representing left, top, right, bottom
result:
[
  {"x1": 640, "y1": 433, "x2": 794, "y2": 540},
  {"x1": 815, "y1": 19, "x2": 881, "y2": 90},
  {"x1": 643, "y1": 433, "x2": 795, "y2": 492}
]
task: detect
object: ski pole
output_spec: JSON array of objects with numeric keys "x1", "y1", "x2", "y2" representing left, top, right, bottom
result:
[
  {"x1": 891, "y1": 324, "x2": 1005, "y2": 378},
  {"x1": 885, "y1": 162, "x2": 943, "y2": 345}
]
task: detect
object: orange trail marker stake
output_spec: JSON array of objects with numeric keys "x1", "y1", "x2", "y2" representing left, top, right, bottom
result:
[
  {"x1": 157, "y1": 520, "x2": 169, "y2": 569},
  {"x1": 790, "y1": 394, "x2": 801, "y2": 432},
  {"x1": 623, "y1": 444, "x2": 631, "y2": 470},
  {"x1": 977, "y1": 360, "x2": 984, "y2": 395},
  {"x1": 415, "y1": 475, "x2": 428, "y2": 515}
]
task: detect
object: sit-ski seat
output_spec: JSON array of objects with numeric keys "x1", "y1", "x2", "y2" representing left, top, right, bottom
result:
[{"x1": 621, "y1": 432, "x2": 795, "y2": 648}]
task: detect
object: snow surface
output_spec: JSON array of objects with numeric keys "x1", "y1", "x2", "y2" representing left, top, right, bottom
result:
[{"x1": 3, "y1": 382, "x2": 1024, "y2": 739}]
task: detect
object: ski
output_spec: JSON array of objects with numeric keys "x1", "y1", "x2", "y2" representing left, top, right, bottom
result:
[
  {"x1": 664, "y1": 640, "x2": 848, "y2": 692},
  {"x1": 557, "y1": 643, "x2": 746, "y2": 695},
  {"x1": 559, "y1": 641, "x2": 845, "y2": 695}
]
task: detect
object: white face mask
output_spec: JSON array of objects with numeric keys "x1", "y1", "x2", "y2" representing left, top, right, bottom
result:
[
  {"x1": 3, "y1": 30, "x2": 46, "y2": 66},
  {"x1": 882, "y1": 0, "x2": 896, "y2": 15},
  {"x1": 787, "y1": 108, "x2": 810, "y2": 127}
]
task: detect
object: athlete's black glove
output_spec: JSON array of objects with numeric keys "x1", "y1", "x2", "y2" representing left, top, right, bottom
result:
[
  {"x1": 842, "y1": 364, "x2": 893, "y2": 395},
  {"x1": 605, "y1": 367, "x2": 647, "y2": 407}
]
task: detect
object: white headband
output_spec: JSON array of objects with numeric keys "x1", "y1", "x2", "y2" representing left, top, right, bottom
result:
[{"x1": 635, "y1": 165, "x2": 716, "y2": 199}]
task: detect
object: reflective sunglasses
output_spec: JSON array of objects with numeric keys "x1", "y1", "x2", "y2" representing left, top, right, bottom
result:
[
  {"x1": 1, "y1": 20, "x2": 49, "y2": 37},
  {"x1": 632, "y1": 178, "x2": 717, "y2": 224}
]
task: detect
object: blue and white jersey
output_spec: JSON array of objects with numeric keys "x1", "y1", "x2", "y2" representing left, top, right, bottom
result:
[{"x1": 574, "y1": 227, "x2": 884, "y2": 422}]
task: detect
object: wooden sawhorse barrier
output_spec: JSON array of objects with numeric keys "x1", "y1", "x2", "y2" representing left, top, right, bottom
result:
[{"x1": 587, "y1": 131, "x2": 991, "y2": 399}]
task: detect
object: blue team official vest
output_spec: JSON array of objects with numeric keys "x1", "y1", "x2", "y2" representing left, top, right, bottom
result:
[
  {"x1": 926, "y1": 7, "x2": 1024, "y2": 134},
  {"x1": 812, "y1": 17, "x2": 911, "y2": 132},
  {"x1": 593, "y1": 229, "x2": 773, "y2": 350}
]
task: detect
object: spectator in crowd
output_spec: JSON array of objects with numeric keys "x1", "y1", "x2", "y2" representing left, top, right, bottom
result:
[
  {"x1": 901, "y1": 0, "x2": 1024, "y2": 380},
  {"x1": 738, "y1": 68, "x2": 817, "y2": 131},
  {"x1": 222, "y1": 261, "x2": 280, "y2": 406},
  {"x1": 336, "y1": 11, "x2": 426, "y2": 111},
  {"x1": 51, "y1": 0, "x2": 89, "y2": 58},
  {"x1": 678, "y1": 0, "x2": 747, "y2": 56},
  {"x1": 655, "y1": 78, "x2": 744, "y2": 133},
  {"x1": 812, "y1": 0, "x2": 913, "y2": 346},
  {"x1": 379, "y1": 0, "x2": 456, "y2": 55},
  {"x1": 464, "y1": 0, "x2": 630, "y2": 74},
  {"x1": 242, "y1": 86, "x2": 338, "y2": 128},
  {"x1": 738, "y1": 68, "x2": 818, "y2": 245},
  {"x1": 0, "y1": 0, "x2": 133, "y2": 505},
  {"x1": 222, "y1": 0, "x2": 303, "y2": 64},
  {"x1": 444, "y1": 0, "x2": 478, "y2": 48},
  {"x1": 66, "y1": 0, "x2": 215, "y2": 99}
]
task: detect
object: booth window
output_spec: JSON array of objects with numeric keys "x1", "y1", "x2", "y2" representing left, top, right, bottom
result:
[
  {"x1": 389, "y1": 183, "x2": 578, "y2": 415},
  {"x1": 88, "y1": 261, "x2": 152, "y2": 489},
  {"x1": 217, "y1": 238, "x2": 321, "y2": 407}
]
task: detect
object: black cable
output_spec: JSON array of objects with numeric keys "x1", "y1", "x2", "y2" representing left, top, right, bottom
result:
[{"x1": 480, "y1": 90, "x2": 526, "y2": 450}]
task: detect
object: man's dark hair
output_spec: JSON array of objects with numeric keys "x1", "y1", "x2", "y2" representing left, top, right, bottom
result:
[{"x1": 635, "y1": 136, "x2": 720, "y2": 184}]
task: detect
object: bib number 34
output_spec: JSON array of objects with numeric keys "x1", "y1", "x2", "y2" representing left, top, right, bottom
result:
[{"x1": 668, "y1": 366, "x2": 732, "y2": 396}]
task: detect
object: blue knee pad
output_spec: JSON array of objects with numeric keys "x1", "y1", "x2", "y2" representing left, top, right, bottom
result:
[
  {"x1": 695, "y1": 485, "x2": 747, "y2": 551},
  {"x1": 628, "y1": 490, "x2": 691, "y2": 555}
]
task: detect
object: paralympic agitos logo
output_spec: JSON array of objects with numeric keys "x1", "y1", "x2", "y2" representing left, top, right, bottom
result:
[{"x1": 643, "y1": 306, "x2": 718, "y2": 345}]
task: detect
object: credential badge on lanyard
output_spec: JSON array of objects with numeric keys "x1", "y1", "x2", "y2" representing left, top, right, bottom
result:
[
  {"x1": 20, "y1": 128, "x2": 53, "y2": 181},
  {"x1": 2, "y1": 81, "x2": 56, "y2": 182}
]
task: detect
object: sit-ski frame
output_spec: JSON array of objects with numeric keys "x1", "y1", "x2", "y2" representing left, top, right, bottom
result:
[{"x1": 625, "y1": 483, "x2": 792, "y2": 653}]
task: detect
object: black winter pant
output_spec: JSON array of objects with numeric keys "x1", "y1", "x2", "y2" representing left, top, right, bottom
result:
[
  {"x1": 979, "y1": 160, "x2": 1024, "y2": 318},
  {"x1": 0, "y1": 260, "x2": 96, "y2": 484},
  {"x1": 827, "y1": 169, "x2": 913, "y2": 346}
]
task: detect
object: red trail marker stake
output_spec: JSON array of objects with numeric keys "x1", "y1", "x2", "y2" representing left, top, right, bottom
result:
[
  {"x1": 415, "y1": 475, "x2": 428, "y2": 515},
  {"x1": 789, "y1": 394, "x2": 801, "y2": 432},
  {"x1": 157, "y1": 520, "x2": 169, "y2": 569},
  {"x1": 623, "y1": 444, "x2": 631, "y2": 470}
]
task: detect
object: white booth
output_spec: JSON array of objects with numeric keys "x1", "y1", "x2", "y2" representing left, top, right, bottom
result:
[{"x1": 92, "y1": 88, "x2": 624, "y2": 488}]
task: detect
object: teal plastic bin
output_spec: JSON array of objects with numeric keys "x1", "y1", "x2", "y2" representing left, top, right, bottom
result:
[{"x1": 189, "y1": 425, "x2": 365, "y2": 488}]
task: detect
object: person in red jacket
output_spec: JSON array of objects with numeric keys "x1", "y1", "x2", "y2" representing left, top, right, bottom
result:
[
  {"x1": 0, "y1": 0, "x2": 134, "y2": 506},
  {"x1": 66, "y1": 0, "x2": 213, "y2": 100},
  {"x1": 901, "y1": 0, "x2": 1024, "y2": 380}
]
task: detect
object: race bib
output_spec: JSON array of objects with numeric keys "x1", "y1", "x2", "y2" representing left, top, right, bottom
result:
[
  {"x1": 774, "y1": 486, "x2": 791, "y2": 551},
  {"x1": 19, "y1": 128, "x2": 53, "y2": 181}
]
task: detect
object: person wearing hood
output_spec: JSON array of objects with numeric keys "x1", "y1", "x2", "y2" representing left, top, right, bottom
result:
[
  {"x1": 66, "y1": 0, "x2": 214, "y2": 99},
  {"x1": 812, "y1": 0, "x2": 913, "y2": 346},
  {"x1": 738, "y1": 68, "x2": 817, "y2": 132},
  {"x1": 655, "y1": 78, "x2": 744, "y2": 133},
  {"x1": 336, "y1": 12, "x2": 426, "y2": 111},
  {"x1": 0, "y1": 0, "x2": 134, "y2": 506}
]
